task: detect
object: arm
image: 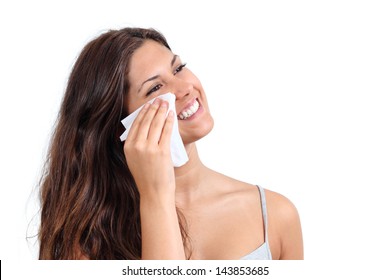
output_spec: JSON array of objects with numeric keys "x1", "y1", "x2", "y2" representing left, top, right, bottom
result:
[
  {"x1": 124, "y1": 99, "x2": 185, "y2": 259},
  {"x1": 140, "y1": 195, "x2": 185, "y2": 259}
]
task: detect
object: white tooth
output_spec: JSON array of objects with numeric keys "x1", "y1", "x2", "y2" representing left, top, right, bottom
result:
[{"x1": 178, "y1": 100, "x2": 200, "y2": 120}]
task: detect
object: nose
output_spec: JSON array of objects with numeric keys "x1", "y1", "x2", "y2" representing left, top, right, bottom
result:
[{"x1": 170, "y1": 77, "x2": 193, "y2": 100}]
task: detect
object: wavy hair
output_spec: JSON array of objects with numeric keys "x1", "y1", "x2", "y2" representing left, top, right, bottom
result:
[{"x1": 38, "y1": 27, "x2": 188, "y2": 259}]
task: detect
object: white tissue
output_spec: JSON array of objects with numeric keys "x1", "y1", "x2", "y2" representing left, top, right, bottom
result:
[{"x1": 119, "y1": 92, "x2": 189, "y2": 167}]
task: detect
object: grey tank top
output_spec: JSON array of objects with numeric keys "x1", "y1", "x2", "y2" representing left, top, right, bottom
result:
[{"x1": 240, "y1": 185, "x2": 272, "y2": 260}]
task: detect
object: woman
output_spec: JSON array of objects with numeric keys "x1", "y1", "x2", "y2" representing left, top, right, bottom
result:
[{"x1": 38, "y1": 27, "x2": 303, "y2": 260}]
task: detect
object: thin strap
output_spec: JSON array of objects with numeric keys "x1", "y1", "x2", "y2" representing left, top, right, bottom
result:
[{"x1": 256, "y1": 185, "x2": 269, "y2": 243}]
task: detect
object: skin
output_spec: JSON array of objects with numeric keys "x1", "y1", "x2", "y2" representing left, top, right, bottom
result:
[{"x1": 123, "y1": 40, "x2": 303, "y2": 260}]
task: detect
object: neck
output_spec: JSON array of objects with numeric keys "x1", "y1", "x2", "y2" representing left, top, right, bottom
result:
[{"x1": 174, "y1": 143, "x2": 210, "y2": 206}]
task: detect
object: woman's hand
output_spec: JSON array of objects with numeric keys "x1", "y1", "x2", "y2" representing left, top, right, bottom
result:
[
  {"x1": 124, "y1": 98, "x2": 175, "y2": 198},
  {"x1": 123, "y1": 98, "x2": 186, "y2": 259}
]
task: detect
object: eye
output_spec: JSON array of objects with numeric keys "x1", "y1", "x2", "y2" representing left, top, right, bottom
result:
[
  {"x1": 146, "y1": 84, "x2": 162, "y2": 96},
  {"x1": 173, "y1": 63, "x2": 187, "y2": 75}
]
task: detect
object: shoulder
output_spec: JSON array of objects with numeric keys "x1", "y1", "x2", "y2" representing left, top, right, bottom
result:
[
  {"x1": 264, "y1": 189, "x2": 300, "y2": 224},
  {"x1": 263, "y1": 189, "x2": 304, "y2": 259}
]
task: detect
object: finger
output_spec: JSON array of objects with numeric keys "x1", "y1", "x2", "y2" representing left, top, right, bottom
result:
[
  {"x1": 148, "y1": 101, "x2": 169, "y2": 143},
  {"x1": 126, "y1": 103, "x2": 151, "y2": 141},
  {"x1": 159, "y1": 110, "x2": 174, "y2": 148},
  {"x1": 134, "y1": 99, "x2": 161, "y2": 140}
]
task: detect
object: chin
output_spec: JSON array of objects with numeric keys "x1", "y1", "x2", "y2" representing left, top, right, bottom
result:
[{"x1": 180, "y1": 115, "x2": 214, "y2": 145}]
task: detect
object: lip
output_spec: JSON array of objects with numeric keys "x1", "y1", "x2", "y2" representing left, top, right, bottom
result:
[{"x1": 177, "y1": 98, "x2": 202, "y2": 121}]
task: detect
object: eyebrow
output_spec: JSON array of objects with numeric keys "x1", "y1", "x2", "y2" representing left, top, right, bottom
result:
[
  {"x1": 171, "y1": 54, "x2": 178, "y2": 67},
  {"x1": 137, "y1": 55, "x2": 179, "y2": 93}
]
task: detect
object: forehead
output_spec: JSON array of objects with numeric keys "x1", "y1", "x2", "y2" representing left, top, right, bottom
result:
[{"x1": 128, "y1": 40, "x2": 173, "y2": 82}]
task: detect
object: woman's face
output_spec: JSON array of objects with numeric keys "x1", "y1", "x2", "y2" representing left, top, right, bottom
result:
[{"x1": 126, "y1": 40, "x2": 214, "y2": 145}]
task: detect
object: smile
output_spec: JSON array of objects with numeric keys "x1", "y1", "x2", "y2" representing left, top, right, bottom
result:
[{"x1": 178, "y1": 99, "x2": 200, "y2": 120}]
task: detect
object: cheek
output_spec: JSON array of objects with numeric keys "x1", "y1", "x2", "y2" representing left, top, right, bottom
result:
[
  {"x1": 126, "y1": 94, "x2": 145, "y2": 114},
  {"x1": 187, "y1": 74, "x2": 209, "y2": 106},
  {"x1": 184, "y1": 69, "x2": 202, "y2": 87}
]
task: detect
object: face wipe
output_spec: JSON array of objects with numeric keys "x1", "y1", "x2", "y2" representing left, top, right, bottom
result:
[{"x1": 119, "y1": 92, "x2": 189, "y2": 167}]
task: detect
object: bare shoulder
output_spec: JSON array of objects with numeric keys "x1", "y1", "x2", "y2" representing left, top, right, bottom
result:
[
  {"x1": 264, "y1": 189, "x2": 300, "y2": 223},
  {"x1": 264, "y1": 189, "x2": 304, "y2": 260}
]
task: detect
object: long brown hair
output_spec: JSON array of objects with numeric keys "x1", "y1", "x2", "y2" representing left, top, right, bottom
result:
[{"x1": 38, "y1": 27, "x2": 187, "y2": 259}]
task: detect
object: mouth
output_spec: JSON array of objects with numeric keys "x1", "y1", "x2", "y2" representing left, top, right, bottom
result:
[{"x1": 178, "y1": 98, "x2": 200, "y2": 120}]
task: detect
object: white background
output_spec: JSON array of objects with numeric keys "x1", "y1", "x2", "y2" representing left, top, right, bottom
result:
[{"x1": 1, "y1": 0, "x2": 389, "y2": 278}]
